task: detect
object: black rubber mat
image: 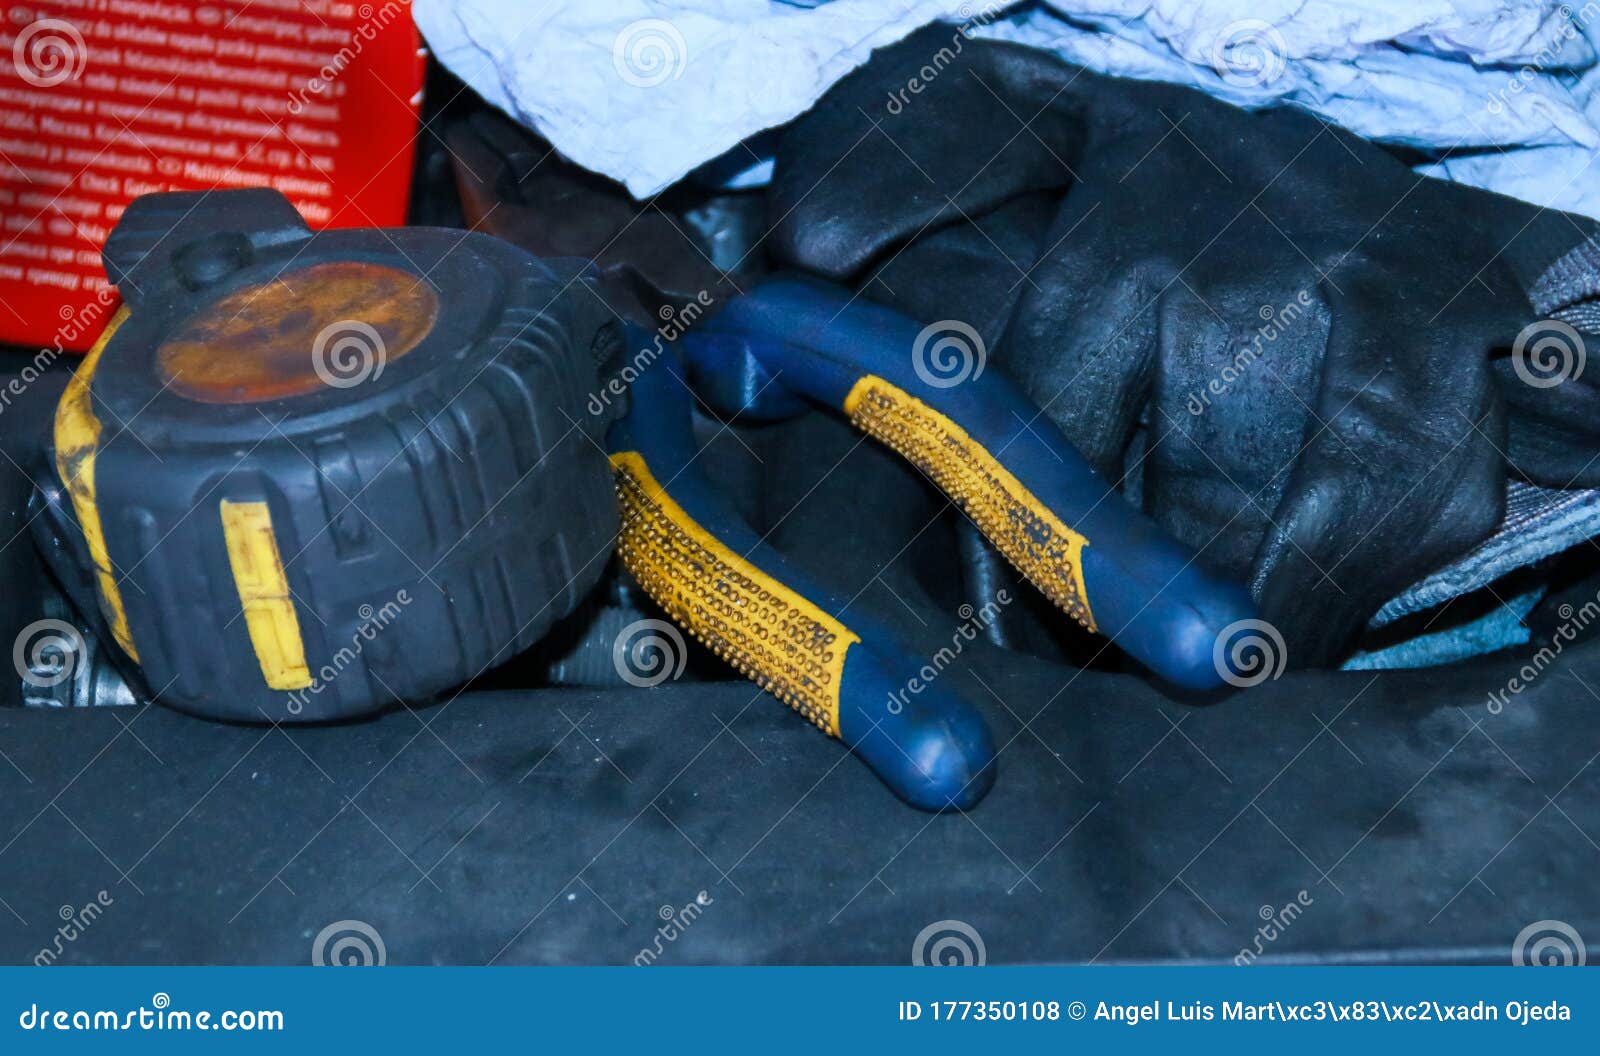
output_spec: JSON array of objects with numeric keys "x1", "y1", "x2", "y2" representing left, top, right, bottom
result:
[
  {"x1": 3, "y1": 553, "x2": 1597, "y2": 963},
  {"x1": 3, "y1": 351, "x2": 1597, "y2": 965}
]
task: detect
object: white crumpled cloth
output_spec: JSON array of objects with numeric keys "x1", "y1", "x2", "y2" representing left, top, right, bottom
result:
[{"x1": 414, "y1": 0, "x2": 1600, "y2": 216}]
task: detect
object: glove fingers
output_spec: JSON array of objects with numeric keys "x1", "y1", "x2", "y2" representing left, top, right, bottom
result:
[
  {"x1": 996, "y1": 185, "x2": 1161, "y2": 482},
  {"x1": 861, "y1": 191, "x2": 1059, "y2": 348},
  {"x1": 1454, "y1": 185, "x2": 1600, "y2": 484},
  {"x1": 1251, "y1": 274, "x2": 1507, "y2": 666},
  {"x1": 1139, "y1": 283, "x2": 1326, "y2": 581},
  {"x1": 1496, "y1": 218, "x2": 1600, "y2": 486},
  {"x1": 1497, "y1": 354, "x2": 1600, "y2": 487},
  {"x1": 770, "y1": 27, "x2": 1088, "y2": 279}
]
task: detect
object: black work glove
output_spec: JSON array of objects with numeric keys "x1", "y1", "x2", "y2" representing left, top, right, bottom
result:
[{"x1": 769, "y1": 27, "x2": 1600, "y2": 667}]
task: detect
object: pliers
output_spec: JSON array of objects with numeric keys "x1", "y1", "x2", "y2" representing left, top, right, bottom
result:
[
  {"x1": 448, "y1": 115, "x2": 1257, "y2": 809},
  {"x1": 608, "y1": 275, "x2": 1257, "y2": 810}
]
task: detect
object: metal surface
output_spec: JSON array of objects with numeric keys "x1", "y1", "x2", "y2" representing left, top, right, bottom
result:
[{"x1": 16, "y1": 599, "x2": 138, "y2": 710}]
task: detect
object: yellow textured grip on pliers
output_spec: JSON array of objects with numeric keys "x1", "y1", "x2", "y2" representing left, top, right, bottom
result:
[
  {"x1": 844, "y1": 375, "x2": 1097, "y2": 632},
  {"x1": 610, "y1": 450, "x2": 859, "y2": 736}
]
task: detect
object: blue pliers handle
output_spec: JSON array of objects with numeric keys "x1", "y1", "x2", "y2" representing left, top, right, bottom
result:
[
  {"x1": 609, "y1": 338, "x2": 997, "y2": 811},
  {"x1": 608, "y1": 276, "x2": 1258, "y2": 810},
  {"x1": 687, "y1": 276, "x2": 1259, "y2": 685}
]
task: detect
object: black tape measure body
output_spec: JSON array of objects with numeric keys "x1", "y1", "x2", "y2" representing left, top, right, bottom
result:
[{"x1": 36, "y1": 189, "x2": 619, "y2": 722}]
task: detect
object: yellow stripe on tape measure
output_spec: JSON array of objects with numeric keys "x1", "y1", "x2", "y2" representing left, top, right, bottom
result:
[
  {"x1": 219, "y1": 500, "x2": 313, "y2": 691},
  {"x1": 54, "y1": 306, "x2": 140, "y2": 661}
]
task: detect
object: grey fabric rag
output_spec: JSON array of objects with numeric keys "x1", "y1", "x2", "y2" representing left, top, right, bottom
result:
[
  {"x1": 1533, "y1": 237, "x2": 1600, "y2": 333},
  {"x1": 1348, "y1": 482, "x2": 1596, "y2": 670},
  {"x1": 1353, "y1": 237, "x2": 1600, "y2": 668},
  {"x1": 1530, "y1": 237, "x2": 1600, "y2": 316},
  {"x1": 1371, "y1": 482, "x2": 1598, "y2": 630},
  {"x1": 1347, "y1": 586, "x2": 1544, "y2": 672}
]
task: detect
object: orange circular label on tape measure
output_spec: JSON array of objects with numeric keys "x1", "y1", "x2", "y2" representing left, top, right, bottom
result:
[{"x1": 157, "y1": 261, "x2": 440, "y2": 404}]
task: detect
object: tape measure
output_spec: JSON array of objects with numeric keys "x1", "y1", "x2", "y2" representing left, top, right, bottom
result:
[{"x1": 33, "y1": 189, "x2": 621, "y2": 723}]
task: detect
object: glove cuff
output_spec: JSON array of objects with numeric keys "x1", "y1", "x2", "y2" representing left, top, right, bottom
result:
[{"x1": 1530, "y1": 236, "x2": 1600, "y2": 330}]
